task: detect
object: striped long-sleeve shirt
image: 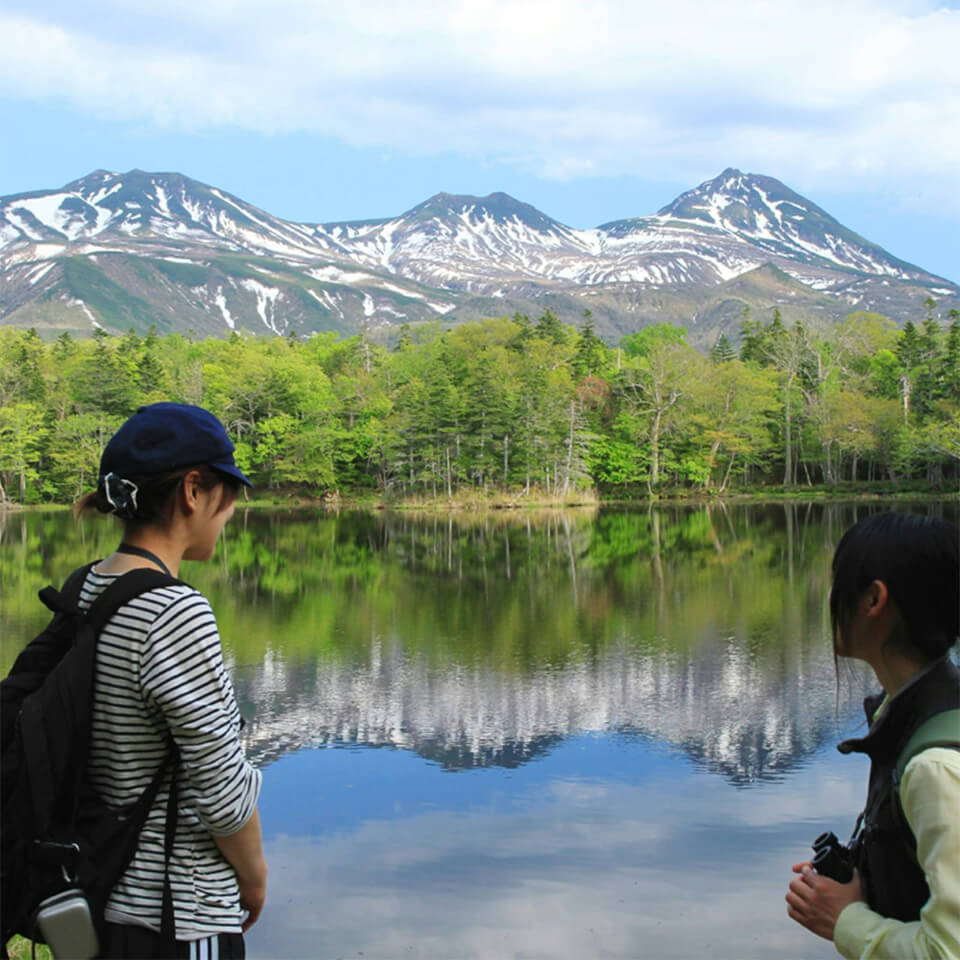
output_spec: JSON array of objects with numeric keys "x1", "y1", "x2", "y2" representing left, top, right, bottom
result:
[{"x1": 79, "y1": 567, "x2": 262, "y2": 939}]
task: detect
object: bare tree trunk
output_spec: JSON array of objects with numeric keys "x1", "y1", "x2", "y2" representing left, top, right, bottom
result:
[
  {"x1": 706, "y1": 436, "x2": 723, "y2": 490},
  {"x1": 562, "y1": 400, "x2": 575, "y2": 497},
  {"x1": 900, "y1": 375, "x2": 911, "y2": 422},
  {"x1": 720, "y1": 453, "x2": 736, "y2": 493},
  {"x1": 503, "y1": 435, "x2": 509, "y2": 485},
  {"x1": 783, "y1": 372, "x2": 795, "y2": 486},
  {"x1": 478, "y1": 412, "x2": 485, "y2": 489},
  {"x1": 648, "y1": 409, "x2": 662, "y2": 493}
]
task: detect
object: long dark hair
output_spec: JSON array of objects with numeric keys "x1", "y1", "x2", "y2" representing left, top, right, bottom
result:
[{"x1": 830, "y1": 512, "x2": 959, "y2": 662}]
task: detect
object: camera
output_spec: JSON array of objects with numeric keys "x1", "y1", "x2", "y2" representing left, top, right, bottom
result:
[
  {"x1": 34, "y1": 888, "x2": 100, "y2": 959},
  {"x1": 811, "y1": 831, "x2": 856, "y2": 883}
]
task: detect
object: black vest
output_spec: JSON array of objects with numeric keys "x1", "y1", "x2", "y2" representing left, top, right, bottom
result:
[{"x1": 837, "y1": 657, "x2": 959, "y2": 921}]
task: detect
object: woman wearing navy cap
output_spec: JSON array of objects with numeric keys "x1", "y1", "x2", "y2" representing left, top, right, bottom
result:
[{"x1": 75, "y1": 403, "x2": 266, "y2": 959}]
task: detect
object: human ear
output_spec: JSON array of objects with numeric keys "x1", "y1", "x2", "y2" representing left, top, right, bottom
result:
[
  {"x1": 864, "y1": 580, "x2": 889, "y2": 619},
  {"x1": 181, "y1": 470, "x2": 203, "y2": 515}
]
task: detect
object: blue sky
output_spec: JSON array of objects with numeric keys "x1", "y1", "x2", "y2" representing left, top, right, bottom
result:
[{"x1": 1, "y1": 0, "x2": 958, "y2": 283}]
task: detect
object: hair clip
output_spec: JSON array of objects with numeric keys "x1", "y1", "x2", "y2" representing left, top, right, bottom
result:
[{"x1": 99, "y1": 472, "x2": 140, "y2": 520}]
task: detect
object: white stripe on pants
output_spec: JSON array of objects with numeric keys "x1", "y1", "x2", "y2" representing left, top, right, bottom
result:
[{"x1": 189, "y1": 936, "x2": 218, "y2": 960}]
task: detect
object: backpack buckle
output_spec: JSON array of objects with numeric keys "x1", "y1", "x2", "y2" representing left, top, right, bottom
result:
[{"x1": 32, "y1": 840, "x2": 81, "y2": 883}]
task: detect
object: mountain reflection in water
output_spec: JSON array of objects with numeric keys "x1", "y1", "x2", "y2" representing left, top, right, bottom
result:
[
  {"x1": 2, "y1": 501, "x2": 950, "y2": 785},
  {"x1": 235, "y1": 631, "x2": 873, "y2": 785}
]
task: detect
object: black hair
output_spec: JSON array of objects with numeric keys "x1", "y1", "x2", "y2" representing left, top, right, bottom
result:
[
  {"x1": 830, "y1": 512, "x2": 959, "y2": 662},
  {"x1": 75, "y1": 464, "x2": 240, "y2": 529}
]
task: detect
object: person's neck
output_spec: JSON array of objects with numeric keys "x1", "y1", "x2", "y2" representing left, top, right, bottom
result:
[
  {"x1": 870, "y1": 651, "x2": 935, "y2": 700},
  {"x1": 119, "y1": 530, "x2": 183, "y2": 577}
]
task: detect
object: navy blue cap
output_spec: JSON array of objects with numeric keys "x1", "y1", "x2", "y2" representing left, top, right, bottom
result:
[{"x1": 100, "y1": 403, "x2": 252, "y2": 487}]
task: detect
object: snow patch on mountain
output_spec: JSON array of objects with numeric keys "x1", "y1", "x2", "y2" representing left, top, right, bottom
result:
[
  {"x1": 239, "y1": 278, "x2": 283, "y2": 334},
  {"x1": 214, "y1": 287, "x2": 235, "y2": 330},
  {"x1": 28, "y1": 262, "x2": 54, "y2": 285}
]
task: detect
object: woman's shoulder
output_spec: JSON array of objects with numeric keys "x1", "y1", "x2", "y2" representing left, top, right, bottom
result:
[
  {"x1": 900, "y1": 746, "x2": 960, "y2": 831},
  {"x1": 903, "y1": 746, "x2": 960, "y2": 779},
  {"x1": 80, "y1": 566, "x2": 215, "y2": 627}
]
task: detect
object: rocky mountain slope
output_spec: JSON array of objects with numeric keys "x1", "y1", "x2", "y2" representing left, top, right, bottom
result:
[{"x1": 1, "y1": 168, "x2": 956, "y2": 345}]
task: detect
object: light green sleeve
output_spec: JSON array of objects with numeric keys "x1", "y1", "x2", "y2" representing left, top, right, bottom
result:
[{"x1": 833, "y1": 747, "x2": 960, "y2": 960}]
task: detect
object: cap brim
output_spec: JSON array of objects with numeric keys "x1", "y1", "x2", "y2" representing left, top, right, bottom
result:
[{"x1": 211, "y1": 461, "x2": 253, "y2": 488}]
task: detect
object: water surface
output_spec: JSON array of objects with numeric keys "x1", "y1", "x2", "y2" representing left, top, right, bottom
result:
[{"x1": 2, "y1": 501, "x2": 955, "y2": 958}]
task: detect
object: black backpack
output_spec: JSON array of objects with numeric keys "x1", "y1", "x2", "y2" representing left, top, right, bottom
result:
[{"x1": 1, "y1": 563, "x2": 182, "y2": 953}]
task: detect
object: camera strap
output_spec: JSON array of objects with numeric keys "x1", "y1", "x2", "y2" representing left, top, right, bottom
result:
[{"x1": 116, "y1": 543, "x2": 172, "y2": 577}]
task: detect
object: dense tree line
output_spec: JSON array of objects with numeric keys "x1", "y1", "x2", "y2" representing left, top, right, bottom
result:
[{"x1": 1, "y1": 302, "x2": 958, "y2": 504}]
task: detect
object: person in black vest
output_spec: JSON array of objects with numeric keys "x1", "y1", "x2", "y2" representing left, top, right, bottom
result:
[{"x1": 785, "y1": 511, "x2": 959, "y2": 958}]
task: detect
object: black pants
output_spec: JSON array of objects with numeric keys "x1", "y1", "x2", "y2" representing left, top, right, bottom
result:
[{"x1": 97, "y1": 923, "x2": 244, "y2": 960}]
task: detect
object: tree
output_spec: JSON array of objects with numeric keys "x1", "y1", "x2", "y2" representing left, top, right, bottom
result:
[
  {"x1": 533, "y1": 309, "x2": 567, "y2": 346},
  {"x1": 710, "y1": 333, "x2": 736, "y2": 364},
  {"x1": 739, "y1": 313, "x2": 816, "y2": 485},
  {"x1": 690, "y1": 359, "x2": 778, "y2": 490},
  {"x1": 621, "y1": 323, "x2": 687, "y2": 358},
  {"x1": 896, "y1": 321, "x2": 922, "y2": 422},
  {"x1": 0, "y1": 402, "x2": 47, "y2": 503},
  {"x1": 617, "y1": 332, "x2": 697, "y2": 493},
  {"x1": 940, "y1": 313, "x2": 960, "y2": 402},
  {"x1": 573, "y1": 310, "x2": 609, "y2": 380}
]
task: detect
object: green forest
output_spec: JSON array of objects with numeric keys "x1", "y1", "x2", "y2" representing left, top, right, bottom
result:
[{"x1": 1, "y1": 300, "x2": 958, "y2": 505}]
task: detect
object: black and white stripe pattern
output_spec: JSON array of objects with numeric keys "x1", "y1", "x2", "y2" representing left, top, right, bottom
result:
[
  {"x1": 80, "y1": 568, "x2": 261, "y2": 939},
  {"x1": 189, "y1": 934, "x2": 222, "y2": 960}
]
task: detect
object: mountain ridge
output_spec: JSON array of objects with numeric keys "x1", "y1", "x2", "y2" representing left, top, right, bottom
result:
[{"x1": 1, "y1": 167, "x2": 956, "y2": 343}]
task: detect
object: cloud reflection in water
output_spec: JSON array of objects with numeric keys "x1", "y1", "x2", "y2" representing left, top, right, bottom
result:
[{"x1": 248, "y1": 739, "x2": 869, "y2": 959}]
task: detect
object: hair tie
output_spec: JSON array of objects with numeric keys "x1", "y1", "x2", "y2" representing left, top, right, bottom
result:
[{"x1": 99, "y1": 472, "x2": 140, "y2": 520}]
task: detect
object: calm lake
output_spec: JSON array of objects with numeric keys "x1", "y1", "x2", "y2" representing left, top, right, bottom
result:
[{"x1": 1, "y1": 500, "x2": 957, "y2": 959}]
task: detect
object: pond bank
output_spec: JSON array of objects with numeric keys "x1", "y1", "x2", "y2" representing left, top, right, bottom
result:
[{"x1": 3, "y1": 484, "x2": 956, "y2": 514}]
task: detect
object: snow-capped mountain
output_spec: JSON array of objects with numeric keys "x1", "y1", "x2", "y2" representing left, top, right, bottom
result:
[
  {"x1": 0, "y1": 170, "x2": 461, "y2": 337},
  {"x1": 1, "y1": 168, "x2": 956, "y2": 342},
  {"x1": 311, "y1": 168, "x2": 942, "y2": 292},
  {"x1": 0, "y1": 168, "x2": 339, "y2": 260},
  {"x1": 312, "y1": 192, "x2": 599, "y2": 292}
]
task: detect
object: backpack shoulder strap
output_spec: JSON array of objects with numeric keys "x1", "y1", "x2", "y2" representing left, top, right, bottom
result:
[
  {"x1": 83, "y1": 568, "x2": 185, "y2": 634},
  {"x1": 896, "y1": 709, "x2": 960, "y2": 783},
  {"x1": 36, "y1": 561, "x2": 99, "y2": 618}
]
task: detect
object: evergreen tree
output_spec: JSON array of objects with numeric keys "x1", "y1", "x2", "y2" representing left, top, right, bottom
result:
[
  {"x1": 895, "y1": 320, "x2": 922, "y2": 421},
  {"x1": 573, "y1": 310, "x2": 608, "y2": 379},
  {"x1": 710, "y1": 333, "x2": 736, "y2": 364},
  {"x1": 941, "y1": 313, "x2": 960, "y2": 402},
  {"x1": 395, "y1": 323, "x2": 413, "y2": 352},
  {"x1": 509, "y1": 312, "x2": 534, "y2": 352},
  {"x1": 534, "y1": 309, "x2": 566, "y2": 345}
]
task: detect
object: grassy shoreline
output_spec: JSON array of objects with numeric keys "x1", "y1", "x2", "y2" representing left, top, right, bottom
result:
[
  {"x1": 3, "y1": 484, "x2": 956, "y2": 515},
  {"x1": 5, "y1": 936, "x2": 51, "y2": 960}
]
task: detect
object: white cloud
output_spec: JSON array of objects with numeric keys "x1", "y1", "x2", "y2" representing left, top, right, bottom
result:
[{"x1": 1, "y1": 0, "x2": 959, "y2": 210}]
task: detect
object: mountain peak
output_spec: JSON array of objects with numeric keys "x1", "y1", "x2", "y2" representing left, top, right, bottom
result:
[
  {"x1": 403, "y1": 190, "x2": 565, "y2": 234},
  {"x1": 650, "y1": 168, "x2": 932, "y2": 278},
  {"x1": 320, "y1": 191, "x2": 552, "y2": 232}
]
